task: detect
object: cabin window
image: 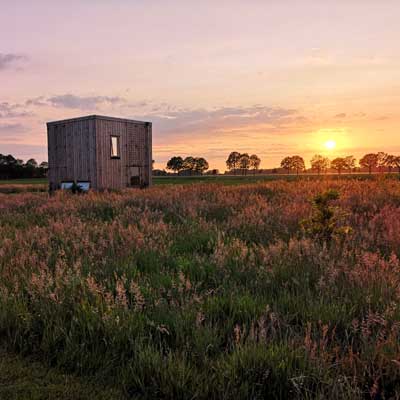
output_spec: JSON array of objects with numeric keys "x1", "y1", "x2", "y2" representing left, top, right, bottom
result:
[
  {"x1": 77, "y1": 181, "x2": 90, "y2": 191},
  {"x1": 111, "y1": 136, "x2": 120, "y2": 158},
  {"x1": 60, "y1": 182, "x2": 74, "y2": 190}
]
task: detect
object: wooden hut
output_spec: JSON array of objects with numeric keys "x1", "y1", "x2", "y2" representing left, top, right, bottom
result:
[{"x1": 47, "y1": 115, "x2": 152, "y2": 191}]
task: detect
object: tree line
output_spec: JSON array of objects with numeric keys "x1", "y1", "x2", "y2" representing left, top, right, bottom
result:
[
  {"x1": 225, "y1": 152, "x2": 261, "y2": 175},
  {"x1": 165, "y1": 151, "x2": 400, "y2": 176},
  {"x1": 0, "y1": 154, "x2": 48, "y2": 180},
  {"x1": 165, "y1": 152, "x2": 262, "y2": 176},
  {"x1": 166, "y1": 156, "x2": 209, "y2": 175},
  {"x1": 282, "y1": 152, "x2": 400, "y2": 175}
]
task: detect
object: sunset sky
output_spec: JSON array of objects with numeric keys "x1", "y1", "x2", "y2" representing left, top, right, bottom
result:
[{"x1": 1, "y1": 0, "x2": 400, "y2": 170}]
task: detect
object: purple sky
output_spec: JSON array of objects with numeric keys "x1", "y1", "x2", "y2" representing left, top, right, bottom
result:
[{"x1": 1, "y1": 0, "x2": 400, "y2": 170}]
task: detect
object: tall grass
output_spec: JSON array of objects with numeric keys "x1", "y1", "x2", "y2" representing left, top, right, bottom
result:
[{"x1": 1, "y1": 179, "x2": 400, "y2": 399}]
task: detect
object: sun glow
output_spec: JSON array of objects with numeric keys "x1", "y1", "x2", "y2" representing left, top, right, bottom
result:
[{"x1": 324, "y1": 140, "x2": 336, "y2": 150}]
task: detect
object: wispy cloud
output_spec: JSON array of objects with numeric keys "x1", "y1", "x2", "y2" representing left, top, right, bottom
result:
[
  {"x1": 46, "y1": 94, "x2": 125, "y2": 109},
  {"x1": 0, "y1": 53, "x2": 28, "y2": 70},
  {"x1": 136, "y1": 105, "x2": 301, "y2": 138},
  {"x1": 0, "y1": 102, "x2": 32, "y2": 118},
  {"x1": 0, "y1": 123, "x2": 27, "y2": 134},
  {"x1": 25, "y1": 97, "x2": 48, "y2": 107}
]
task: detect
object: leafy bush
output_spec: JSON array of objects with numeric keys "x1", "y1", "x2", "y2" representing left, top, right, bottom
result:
[{"x1": 301, "y1": 189, "x2": 352, "y2": 243}]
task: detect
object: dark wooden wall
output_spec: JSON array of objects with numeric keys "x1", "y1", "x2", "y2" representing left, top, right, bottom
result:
[
  {"x1": 47, "y1": 118, "x2": 97, "y2": 190},
  {"x1": 95, "y1": 118, "x2": 151, "y2": 189},
  {"x1": 48, "y1": 116, "x2": 152, "y2": 190}
]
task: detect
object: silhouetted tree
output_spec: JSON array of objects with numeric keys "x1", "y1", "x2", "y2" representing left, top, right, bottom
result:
[
  {"x1": 310, "y1": 155, "x2": 330, "y2": 175},
  {"x1": 395, "y1": 156, "x2": 400, "y2": 174},
  {"x1": 0, "y1": 154, "x2": 17, "y2": 166},
  {"x1": 177, "y1": 156, "x2": 210, "y2": 175},
  {"x1": 193, "y1": 157, "x2": 209, "y2": 174},
  {"x1": 291, "y1": 156, "x2": 305, "y2": 175},
  {"x1": 239, "y1": 153, "x2": 251, "y2": 175},
  {"x1": 331, "y1": 157, "x2": 347, "y2": 175},
  {"x1": 383, "y1": 154, "x2": 399, "y2": 174},
  {"x1": 377, "y1": 152, "x2": 388, "y2": 173},
  {"x1": 280, "y1": 156, "x2": 305, "y2": 175},
  {"x1": 249, "y1": 154, "x2": 261, "y2": 175},
  {"x1": 182, "y1": 156, "x2": 196, "y2": 175},
  {"x1": 280, "y1": 156, "x2": 293, "y2": 174},
  {"x1": 25, "y1": 158, "x2": 38, "y2": 168},
  {"x1": 359, "y1": 153, "x2": 379, "y2": 174},
  {"x1": 0, "y1": 154, "x2": 47, "y2": 179},
  {"x1": 166, "y1": 156, "x2": 184, "y2": 174},
  {"x1": 344, "y1": 156, "x2": 356, "y2": 173},
  {"x1": 226, "y1": 152, "x2": 241, "y2": 175}
]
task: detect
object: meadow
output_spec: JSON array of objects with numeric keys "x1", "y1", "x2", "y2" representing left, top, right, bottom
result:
[
  {"x1": 1, "y1": 177, "x2": 400, "y2": 399},
  {"x1": 0, "y1": 172, "x2": 381, "y2": 193}
]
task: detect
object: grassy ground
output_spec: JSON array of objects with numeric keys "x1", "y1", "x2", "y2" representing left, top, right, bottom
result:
[
  {"x1": 0, "y1": 348, "x2": 125, "y2": 400},
  {"x1": 0, "y1": 173, "x2": 397, "y2": 189},
  {"x1": 1, "y1": 179, "x2": 400, "y2": 398},
  {"x1": 0, "y1": 178, "x2": 47, "y2": 185},
  {"x1": 153, "y1": 173, "x2": 391, "y2": 185}
]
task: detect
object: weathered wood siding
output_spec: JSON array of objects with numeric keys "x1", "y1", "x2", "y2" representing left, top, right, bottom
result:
[
  {"x1": 47, "y1": 115, "x2": 152, "y2": 190},
  {"x1": 95, "y1": 118, "x2": 126, "y2": 190},
  {"x1": 47, "y1": 117, "x2": 97, "y2": 190},
  {"x1": 95, "y1": 117, "x2": 151, "y2": 189},
  {"x1": 126, "y1": 120, "x2": 152, "y2": 187}
]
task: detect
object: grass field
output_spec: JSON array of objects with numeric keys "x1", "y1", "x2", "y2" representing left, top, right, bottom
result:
[
  {"x1": 153, "y1": 173, "x2": 384, "y2": 186},
  {"x1": 0, "y1": 178, "x2": 48, "y2": 185},
  {"x1": 1, "y1": 178, "x2": 400, "y2": 399},
  {"x1": 0, "y1": 172, "x2": 396, "y2": 190},
  {"x1": 0, "y1": 348, "x2": 124, "y2": 400}
]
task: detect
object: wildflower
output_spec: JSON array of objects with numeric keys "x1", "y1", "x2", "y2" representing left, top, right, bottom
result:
[
  {"x1": 157, "y1": 324, "x2": 170, "y2": 335},
  {"x1": 233, "y1": 324, "x2": 241, "y2": 345},
  {"x1": 115, "y1": 279, "x2": 128, "y2": 309},
  {"x1": 129, "y1": 281, "x2": 145, "y2": 311},
  {"x1": 195, "y1": 311, "x2": 205, "y2": 327}
]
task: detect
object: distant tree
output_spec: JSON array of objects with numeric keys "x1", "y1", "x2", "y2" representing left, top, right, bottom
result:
[
  {"x1": 1, "y1": 154, "x2": 17, "y2": 165},
  {"x1": 384, "y1": 154, "x2": 397, "y2": 173},
  {"x1": 194, "y1": 157, "x2": 209, "y2": 174},
  {"x1": 280, "y1": 156, "x2": 293, "y2": 174},
  {"x1": 344, "y1": 156, "x2": 356, "y2": 173},
  {"x1": 249, "y1": 154, "x2": 261, "y2": 175},
  {"x1": 25, "y1": 158, "x2": 38, "y2": 168},
  {"x1": 377, "y1": 152, "x2": 388, "y2": 173},
  {"x1": 226, "y1": 152, "x2": 241, "y2": 174},
  {"x1": 331, "y1": 157, "x2": 348, "y2": 175},
  {"x1": 239, "y1": 153, "x2": 251, "y2": 175},
  {"x1": 0, "y1": 154, "x2": 47, "y2": 180},
  {"x1": 395, "y1": 156, "x2": 400, "y2": 174},
  {"x1": 39, "y1": 161, "x2": 49, "y2": 169},
  {"x1": 359, "y1": 153, "x2": 379, "y2": 174},
  {"x1": 291, "y1": 156, "x2": 305, "y2": 175},
  {"x1": 166, "y1": 156, "x2": 184, "y2": 174},
  {"x1": 310, "y1": 154, "x2": 330, "y2": 175},
  {"x1": 182, "y1": 156, "x2": 196, "y2": 174}
]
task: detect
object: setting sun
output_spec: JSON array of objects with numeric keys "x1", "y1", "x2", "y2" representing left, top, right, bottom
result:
[{"x1": 324, "y1": 140, "x2": 336, "y2": 150}]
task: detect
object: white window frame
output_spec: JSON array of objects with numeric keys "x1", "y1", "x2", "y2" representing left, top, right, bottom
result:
[{"x1": 111, "y1": 136, "x2": 120, "y2": 158}]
